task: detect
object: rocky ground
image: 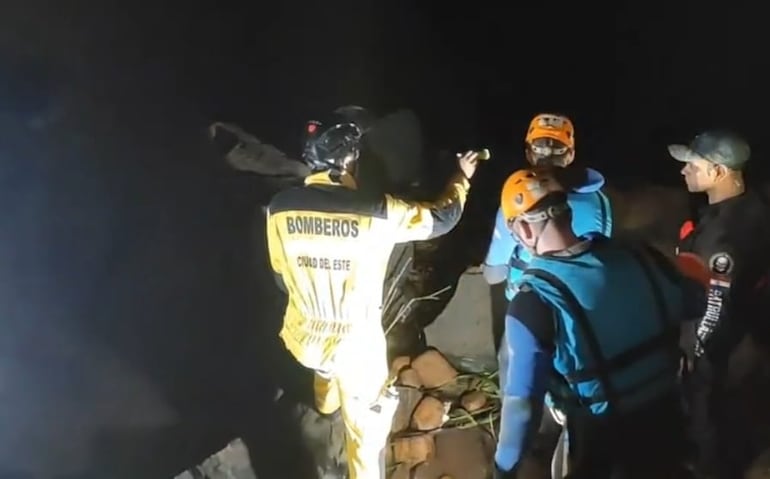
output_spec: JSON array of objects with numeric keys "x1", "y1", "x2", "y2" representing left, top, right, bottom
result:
[
  {"x1": 174, "y1": 348, "x2": 501, "y2": 479},
  {"x1": 386, "y1": 349, "x2": 499, "y2": 479}
]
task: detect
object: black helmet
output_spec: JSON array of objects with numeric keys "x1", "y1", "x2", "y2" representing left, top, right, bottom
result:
[{"x1": 302, "y1": 105, "x2": 373, "y2": 173}]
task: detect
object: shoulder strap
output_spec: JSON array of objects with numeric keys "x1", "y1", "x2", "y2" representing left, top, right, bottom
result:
[
  {"x1": 625, "y1": 246, "x2": 671, "y2": 330},
  {"x1": 524, "y1": 267, "x2": 618, "y2": 410},
  {"x1": 524, "y1": 244, "x2": 680, "y2": 407},
  {"x1": 619, "y1": 243, "x2": 681, "y2": 363},
  {"x1": 509, "y1": 244, "x2": 530, "y2": 272}
]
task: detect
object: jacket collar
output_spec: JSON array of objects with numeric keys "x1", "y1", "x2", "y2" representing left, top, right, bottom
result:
[{"x1": 304, "y1": 171, "x2": 358, "y2": 190}]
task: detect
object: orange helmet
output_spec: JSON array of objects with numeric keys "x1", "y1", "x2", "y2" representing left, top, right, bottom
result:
[
  {"x1": 525, "y1": 113, "x2": 575, "y2": 150},
  {"x1": 500, "y1": 168, "x2": 566, "y2": 222}
]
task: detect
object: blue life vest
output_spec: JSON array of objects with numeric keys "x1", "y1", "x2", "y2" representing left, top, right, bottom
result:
[{"x1": 515, "y1": 239, "x2": 683, "y2": 415}]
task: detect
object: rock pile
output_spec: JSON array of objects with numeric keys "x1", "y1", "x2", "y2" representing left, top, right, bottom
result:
[{"x1": 386, "y1": 348, "x2": 499, "y2": 479}]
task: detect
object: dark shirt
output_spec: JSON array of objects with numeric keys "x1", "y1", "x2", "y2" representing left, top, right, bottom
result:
[{"x1": 678, "y1": 189, "x2": 770, "y2": 358}]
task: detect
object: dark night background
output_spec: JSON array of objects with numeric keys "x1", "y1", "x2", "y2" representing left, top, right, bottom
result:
[{"x1": 0, "y1": 1, "x2": 768, "y2": 478}]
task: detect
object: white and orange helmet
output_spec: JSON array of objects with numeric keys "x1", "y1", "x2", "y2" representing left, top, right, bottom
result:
[{"x1": 524, "y1": 113, "x2": 576, "y2": 167}]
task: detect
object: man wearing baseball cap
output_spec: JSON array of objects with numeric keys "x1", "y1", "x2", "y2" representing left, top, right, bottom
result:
[
  {"x1": 669, "y1": 130, "x2": 770, "y2": 478},
  {"x1": 669, "y1": 130, "x2": 751, "y2": 198}
]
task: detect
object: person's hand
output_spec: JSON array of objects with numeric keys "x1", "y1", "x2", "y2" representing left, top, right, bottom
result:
[
  {"x1": 679, "y1": 351, "x2": 695, "y2": 377},
  {"x1": 457, "y1": 150, "x2": 480, "y2": 179}
]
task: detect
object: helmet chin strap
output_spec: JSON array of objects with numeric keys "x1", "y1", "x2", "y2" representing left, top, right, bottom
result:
[
  {"x1": 532, "y1": 154, "x2": 570, "y2": 168},
  {"x1": 520, "y1": 204, "x2": 569, "y2": 223}
]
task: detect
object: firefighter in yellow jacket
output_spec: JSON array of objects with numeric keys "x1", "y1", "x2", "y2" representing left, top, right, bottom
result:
[{"x1": 265, "y1": 106, "x2": 479, "y2": 479}]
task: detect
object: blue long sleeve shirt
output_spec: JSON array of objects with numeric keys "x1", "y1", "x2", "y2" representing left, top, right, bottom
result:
[{"x1": 495, "y1": 287, "x2": 555, "y2": 472}]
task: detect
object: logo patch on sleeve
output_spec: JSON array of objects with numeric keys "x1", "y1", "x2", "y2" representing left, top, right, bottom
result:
[{"x1": 708, "y1": 252, "x2": 734, "y2": 276}]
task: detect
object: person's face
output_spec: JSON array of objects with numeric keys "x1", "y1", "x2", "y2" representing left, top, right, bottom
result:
[
  {"x1": 680, "y1": 158, "x2": 721, "y2": 193},
  {"x1": 525, "y1": 137, "x2": 574, "y2": 167}
]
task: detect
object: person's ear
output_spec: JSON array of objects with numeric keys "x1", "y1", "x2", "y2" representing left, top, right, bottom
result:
[
  {"x1": 707, "y1": 163, "x2": 723, "y2": 180},
  {"x1": 714, "y1": 164, "x2": 730, "y2": 181},
  {"x1": 515, "y1": 219, "x2": 536, "y2": 243}
]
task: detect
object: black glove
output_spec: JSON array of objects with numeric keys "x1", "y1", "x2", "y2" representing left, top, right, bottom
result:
[
  {"x1": 492, "y1": 463, "x2": 517, "y2": 479},
  {"x1": 209, "y1": 122, "x2": 241, "y2": 158}
]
